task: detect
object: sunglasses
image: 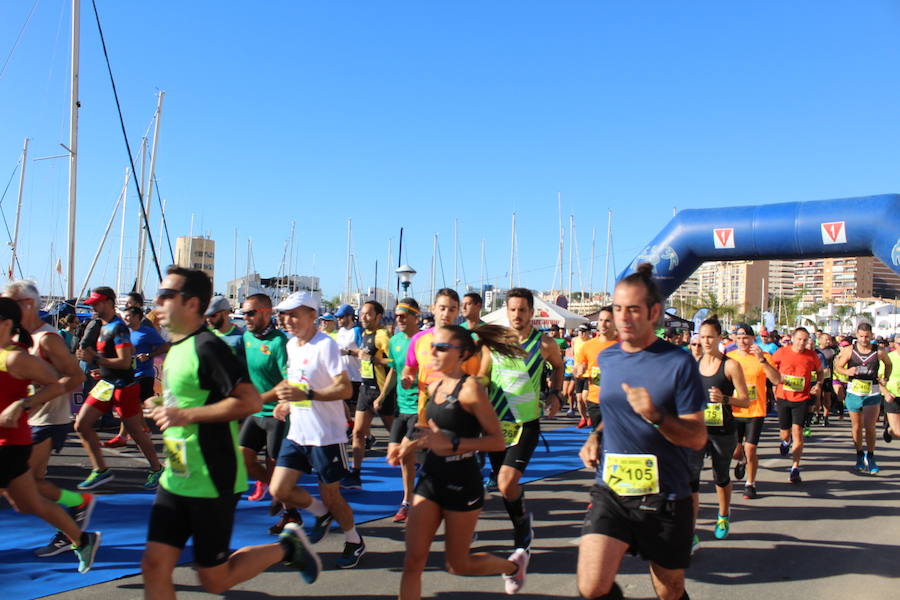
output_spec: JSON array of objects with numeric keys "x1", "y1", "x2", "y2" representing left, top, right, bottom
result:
[
  {"x1": 243, "y1": 309, "x2": 259, "y2": 318},
  {"x1": 431, "y1": 342, "x2": 463, "y2": 352},
  {"x1": 690, "y1": 343, "x2": 701, "y2": 347},
  {"x1": 155, "y1": 288, "x2": 190, "y2": 302}
]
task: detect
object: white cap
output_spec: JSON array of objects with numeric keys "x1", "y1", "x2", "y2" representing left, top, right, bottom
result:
[{"x1": 274, "y1": 291, "x2": 318, "y2": 313}]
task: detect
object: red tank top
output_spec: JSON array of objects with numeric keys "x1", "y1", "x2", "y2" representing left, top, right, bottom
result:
[{"x1": 0, "y1": 345, "x2": 33, "y2": 446}]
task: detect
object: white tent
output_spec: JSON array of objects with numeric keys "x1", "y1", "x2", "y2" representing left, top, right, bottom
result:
[{"x1": 483, "y1": 295, "x2": 589, "y2": 330}]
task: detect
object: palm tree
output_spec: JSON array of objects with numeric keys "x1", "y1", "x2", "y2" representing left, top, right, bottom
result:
[{"x1": 833, "y1": 304, "x2": 858, "y2": 333}]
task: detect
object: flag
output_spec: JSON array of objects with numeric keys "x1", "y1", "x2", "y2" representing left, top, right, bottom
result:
[{"x1": 55, "y1": 258, "x2": 62, "y2": 275}]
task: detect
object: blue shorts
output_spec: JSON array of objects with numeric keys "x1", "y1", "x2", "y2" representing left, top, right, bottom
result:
[
  {"x1": 276, "y1": 439, "x2": 349, "y2": 484},
  {"x1": 845, "y1": 393, "x2": 882, "y2": 413},
  {"x1": 31, "y1": 423, "x2": 72, "y2": 453}
]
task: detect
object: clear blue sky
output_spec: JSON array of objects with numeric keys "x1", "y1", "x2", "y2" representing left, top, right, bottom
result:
[{"x1": 2, "y1": 1, "x2": 899, "y2": 302}]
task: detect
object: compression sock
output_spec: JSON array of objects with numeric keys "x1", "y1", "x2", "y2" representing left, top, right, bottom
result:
[
  {"x1": 57, "y1": 489, "x2": 85, "y2": 508},
  {"x1": 304, "y1": 498, "x2": 328, "y2": 517},
  {"x1": 503, "y1": 491, "x2": 526, "y2": 523}
]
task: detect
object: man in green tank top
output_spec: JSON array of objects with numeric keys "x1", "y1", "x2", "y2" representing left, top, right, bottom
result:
[
  {"x1": 882, "y1": 334, "x2": 900, "y2": 444},
  {"x1": 481, "y1": 287, "x2": 563, "y2": 552},
  {"x1": 142, "y1": 267, "x2": 320, "y2": 596}
]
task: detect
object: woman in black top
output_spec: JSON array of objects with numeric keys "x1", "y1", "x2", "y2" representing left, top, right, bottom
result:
[
  {"x1": 389, "y1": 324, "x2": 529, "y2": 599},
  {"x1": 697, "y1": 317, "x2": 748, "y2": 540}
]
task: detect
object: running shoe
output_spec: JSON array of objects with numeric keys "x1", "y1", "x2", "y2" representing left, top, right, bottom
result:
[
  {"x1": 734, "y1": 461, "x2": 746, "y2": 481},
  {"x1": 823, "y1": 415, "x2": 830, "y2": 428},
  {"x1": 144, "y1": 468, "x2": 163, "y2": 490},
  {"x1": 513, "y1": 513, "x2": 534, "y2": 551},
  {"x1": 279, "y1": 523, "x2": 321, "y2": 584},
  {"x1": 691, "y1": 534, "x2": 700, "y2": 555},
  {"x1": 789, "y1": 467, "x2": 801, "y2": 483},
  {"x1": 391, "y1": 503, "x2": 410, "y2": 523},
  {"x1": 35, "y1": 531, "x2": 72, "y2": 557},
  {"x1": 884, "y1": 425, "x2": 893, "y2": 444},
  {"x1": 855, "y1": 452, "x2": 867, "y2": 472},
  {"x1": 483, "y1": 475, "x2": 498, "y2": 492},
  {"x1": 77, "y1": 469, "x2": 114, "y2": 490},
  {"x1": 269, "y1": 509, "x2": 302, "y2": 535},
  {"x1": 341, "y1": 471, "x2": 363, "y2": 490},
  {"x1": 802, "y1": 426, "x2": 812, "y2": 438},
  {"x1": 72, "y1": 531, "x2": 101, "y2": 574},
  {"x1": 502, "y1": 547, "x2": 530, "y2": 595},
  {"x1": 102, "y1": 434, "x2": 129, "y2": 448},
  {"x1": 365, "y1": 434, "x2": 377, "y2": 450},
  {"x1": 308, "y1": 512, "x2": 335, "y2": 543},
  {"x1": 248, "y1": 480, "x2": 269, "y2": 502},
  {"x1": 779, "y1": 440, "x2": 791, "y2": 457},
  {"x1": 866, "y1": 454, "x2": 880, "y2": 475},
  {"x1": 743, "y1": 484, "x2": 758, "y2": 500},
  {"x1": 714, "y1": 515, "x2": 730, "y2": 540},
  {"x1": 576, "y1": 417, "x2": 588, "y2": 429},
  {"x1": 69, "y1": 493, "x2": 97, "y2": 532},
  {"x1": 336, "y1": 538, "x2": 366, "y2": 569},
  {"x1": 566, "y1": 408, "x2": 576, "y2": 417}
]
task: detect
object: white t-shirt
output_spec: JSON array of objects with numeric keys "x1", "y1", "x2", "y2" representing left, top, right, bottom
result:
[
  {"x1": 286, "y1": 331, "x2": 347, "y2": 446},
  {"x1": 335, "y1": 326, "x2": 362, "y2": 382}
]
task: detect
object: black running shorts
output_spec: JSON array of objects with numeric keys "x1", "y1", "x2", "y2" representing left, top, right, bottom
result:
[
  {"x1": 239, "y1": 415, "x2": 287, "y2": 460},
  {"x1": 582, "y1": 484, "x2": 693, "y2": 570},
  {"x1": 390, "y1": 412, "x2": 419, "y2": 444},
  {"x1": 147, "y1": 487, "x2": 239, "y2": 568},
  {"x1": 777, "y1": 398, "x2": 809, "y2": 430},
  {"x1": 0, "y1": 445, "x2": 31, "y2": 488},
  {"x1": 488, "y1": 419, "x2": 540, "y2": 475},
  {"x1": 415, "y1": 461, "x2": 484, "y2": 512},
  {"x1": 734, "y1": 416, "x2": 765, "y2": 446},
  {"x1": 356, "y1": 382, "x2": 396, "y2": 416}
]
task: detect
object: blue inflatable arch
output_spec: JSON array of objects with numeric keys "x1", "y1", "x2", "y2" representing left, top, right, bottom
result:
[{"x1": 617, "y1": 194, "x2": 900, "y2": 298}]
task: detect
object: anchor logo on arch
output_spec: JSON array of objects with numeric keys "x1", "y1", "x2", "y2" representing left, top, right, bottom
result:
[{"x1": 892, "y1": 238, "x2": 900, "y2": 267}]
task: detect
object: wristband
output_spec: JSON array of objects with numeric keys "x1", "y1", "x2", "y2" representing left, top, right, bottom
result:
[
  {"x1": 308, "y1": 389, "x2": 316, "y2": 400},
  {"x1": 450, "y1": 434, "x2": 461, "y2": 453},
  {"x1": 650, "y1": 412, "x2": 666, "y2": 428}
]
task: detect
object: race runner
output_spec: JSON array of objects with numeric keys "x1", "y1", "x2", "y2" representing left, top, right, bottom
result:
[
  {"x1": 377, "y1": 298, "x2": 422, "y2": 523},
  {"x1": 205, "y1": 295, "x2": 244, "y2": 356},
  {"x1": 727, "y1": 323, "x2": 781, "y2": 499},
  {"x1": 0, "y1": 297, "x2": 101, "y2": 574},
  {"x1": 269, "y1": 291, "x2": 366, "y2": 569},
  {"x1": 575, "y1": 305, "x2": 618, "y2": 430},
  {"x1": 74, "y1": 286, "x2": 163, "y2": 490},
  {"x1": 237, "y1": 294, "x2": 290, "y2": 526},
  {"x1": 772, "y1": 327, "x2": 821, "y2": 483},
  {"x1": 3, "y1": 282, "x2": 98, "y2": 560},
  {"x1": 696, "y1": 318, "x2": 748, "y2": 540},
  {"x1": 833, "y1": 323, "x2": 892, "y2": 474},
  {"x1": 815, "y1": 333, "x2": 837, "y2": 427},
  {"x1": 572, "y1": 324, "x2": 592, "y2": 428},
  {"x1": 577, "y1": 263, "x2": 706, "y2": 600},
  {"x1": 481, "y1": 287, "x2": 562, "y2": 552},
  {"x1": 461, "y1": 292, "x2": 485, "y2": 330},
  {"x1": 346, "y1": 300, "x2": 395, "y2": 490},
  {"x1": 142, "y1": 268, "x2": 320, "y2": 597},
  {"x1": 391, "y1": 324, "x2": 532, "y2": 598},
  {"x1": 882, "y1": 334, "x2": 900, "y2": 444}
]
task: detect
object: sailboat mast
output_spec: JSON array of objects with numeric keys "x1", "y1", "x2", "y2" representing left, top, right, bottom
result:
[
  {"x1": 134, "y1": 137, "x2": 149, "y2": 288},
  {"x1": 568, "y1": 215, "x2": 574, "y2": 298},
  {"x1": 345, "y1": 219, "x2": 352, "y2": 303},
  {"x1": 386, "y1": 238, "x2": 392, "y2": 304},
  {"x1": 480, "y1": 238, "x2": 485, "y2": 292},
  {"x1": 66, "y1": 0, "x2": 80, "y2": 299},
  {"x1": 453, "y1": 219, "x2": 459, "y2": 290},
  {"x1": 589, "y1": 226, "x2": 596, "y2": 301},
  {"x1": 509, "y1": 213, "x2": 516, "y2": 290},
  {"x1": 115, "y1": 168, "x2": 130, "y2": 295},
  {"x1": 431, "y1": 234, "x2": 437, "y2": 302},
  {"x1": 287, "y1": 220, "x2": 296, "y2": 292},
  {"x1": 603, "y1": 209, "x2": 612, "y2": 297},
  {"x1": 10, "y1": 138, "x2": 29, "y2": 280},
  {"x1": 137, "y1": 91, "x2": 165, "y2": 293}
]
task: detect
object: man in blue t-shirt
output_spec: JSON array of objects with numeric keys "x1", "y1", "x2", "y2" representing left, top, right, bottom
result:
[
  {"x1": 123, "y1": 306, "x2": 169, "y2": 401},
  {"x1": 577, "y1": 264, "x2": 706, "y2": 600}
]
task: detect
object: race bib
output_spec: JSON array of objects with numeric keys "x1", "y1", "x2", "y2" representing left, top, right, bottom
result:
[
  {"x1": 564, "y1": 363, "x2": 574, "y2": 376},
  {"x1": 811, "y1": 371, "x2": 818, "y2": 383},
  {"x1": 501, "y1": 421, "x2": 523, "y2": 447},
  {"x1": 360, "y1": 360, "x2": 374, "y2": 380},
  {"x1": 164, "y1": 438, "x2": 189, "y2": 477},
  {"x1": 704, "y1": 403, "x2": 724, "y2": 426},
  {"x1": 590, "y1": 366, "x2": 601, "y2": 387},
  {"x1": 91, "y1": 380, "x2": 115, "y2": 402},
  {"x1": 849, "y1": 379, "x2": 873, "y2": 396},
  {"x1": 289, "y1": 381, "x2": 312, "y2": 409},
  {"x1": 603, "y1": 453, "x2": 659, "y2": 496},
  {"x1": 747, "y1": 384, "x2": 757, "y2": 401},
  {"x1": 782, "y1": 375, "x2": 805, "y2": 392}
]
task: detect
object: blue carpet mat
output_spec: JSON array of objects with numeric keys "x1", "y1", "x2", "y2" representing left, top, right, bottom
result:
[{"x1": 0, "y1": 426, "x2": 589, "y2": 599}]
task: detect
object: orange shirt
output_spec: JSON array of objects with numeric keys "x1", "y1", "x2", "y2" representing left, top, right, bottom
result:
[
  {"x1": 727, "y1": 349, "x2": 774, "y2": 418},
  {"x1": 407, "y1": 328, "x2": 480, "y2": 417},
  {"x1": 772, "y1": 346, "x2": 819, "y2": 402},
  {"x1": 575, "y1": 338, "x2": 618, "y2": 404}
]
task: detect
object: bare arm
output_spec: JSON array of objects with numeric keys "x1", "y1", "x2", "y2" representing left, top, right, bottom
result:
[
  {"x1": 272, "y1": 371, "x2": 352, "y2": 418},
  {"x1": 39, "y1": 333, "x2": 84, "y2": 394},
  {"x1": 149, "y1": 382, "x2": 262, "y2": 430},
  {"x1": 623, "y1": 382, "x2": 708, "y2": 451},
  {"x1": 879, "y1": 350, "x2": 892, "y2": 382},
  {"x1": 7, "y1": 352, "x2": 68, "y2": 411},
  {"x1": 725, "y1": 358, "x2": 750, "y2": 408},
  {"x1": 540, "y1": 335, "x2": 563, "y2": 416},
  {"x1": 97, "y1": 343, "x2": 133, "y2": 371},
  {"x1": 833, "y1": 348, "x2": 854, "y2": 376}
]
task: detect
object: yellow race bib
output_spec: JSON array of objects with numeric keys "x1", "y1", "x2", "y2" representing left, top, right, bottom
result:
[
  {"x1": 782, "y1": 375, "x2": 805, "y2": 392},
  {"x1": 500, "y1": 421, "x2": 523, "y2": 447},
  {"x1": 747, "y1": 384, "x2": 757, "y2": 401},
  {"x1": 289, "y1": 381, "x2": 312, "y2": 409},
  {"x1": 704, "y1": 403, "x2": 724, "y2": 426},
  {"x1": 603, "y1": 453, "x2": 659, "y2": 496},
  {"x1": 360, "y1": 360, "x2": 374, "y2": 380},
  {"x1": 164, "y1": 438, "x2": 189, "y2": 477},
  {"x1": 91, "y1": 380, "x2": 115, "y2": 402},
  {"x1": 849, "y1": 379, "x2": 873, "y2": 396},
  {"x1": 590, "y1": 366, "x2": 601, "y2": 387}
]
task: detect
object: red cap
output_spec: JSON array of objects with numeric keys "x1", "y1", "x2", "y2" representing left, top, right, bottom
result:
[{"x1": 84, "y1": 291, "x2": 112, "y2": 305}]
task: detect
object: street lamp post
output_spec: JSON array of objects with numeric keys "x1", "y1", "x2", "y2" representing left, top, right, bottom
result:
[{"x1": 396, "y1": 264, "x2": 416, "y2": 296}]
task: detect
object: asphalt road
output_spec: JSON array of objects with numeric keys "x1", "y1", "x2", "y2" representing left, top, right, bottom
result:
[{"x1": 13, "y1": 413, "x2": 899, "y2": 600}]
